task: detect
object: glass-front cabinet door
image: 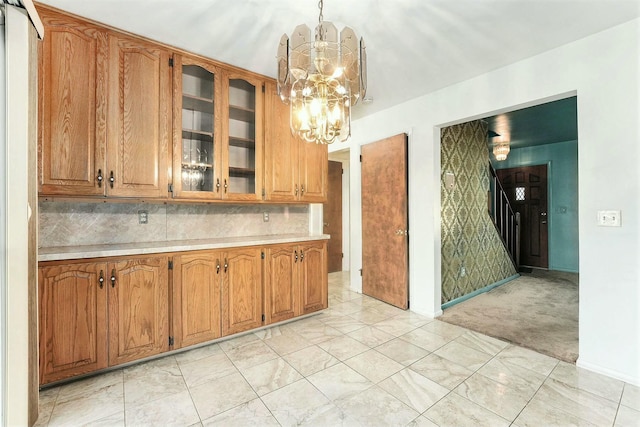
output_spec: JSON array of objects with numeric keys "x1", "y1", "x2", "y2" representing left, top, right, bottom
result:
[
  {"x1": 172, "y1": 54, "x2": 222, "y2": 199},
  {"x1": 222, "y1": 70, "x2": 264, "y2": 201}
]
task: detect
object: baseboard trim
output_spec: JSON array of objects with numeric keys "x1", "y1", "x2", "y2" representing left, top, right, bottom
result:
[
  {"x1": 440, "y1": 274, "x2": 520, "y2": 310},
  {"x1": 576, "y1": 358, "x2": 640, "y2": 387}
]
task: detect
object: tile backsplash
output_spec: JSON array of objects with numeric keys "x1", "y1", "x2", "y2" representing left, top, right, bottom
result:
[{"x1": 39, "y1": 202, "x2": 309, "y2": 248}]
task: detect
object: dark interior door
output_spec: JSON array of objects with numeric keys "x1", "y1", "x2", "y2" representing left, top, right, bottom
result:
[
  {"x1": 497, "y1": 165, "x2": 548, "y2": 268},
  {"x1": 325, "y1": 160, "x2": 343, "y2": 273},
  {"x1": 361, "y1": 134, "x2": 409, "y2": 309}
]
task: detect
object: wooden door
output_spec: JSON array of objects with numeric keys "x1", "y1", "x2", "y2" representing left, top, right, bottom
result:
[
  {"x1": 497, "y1": 165, "x2": 549, "y2": 268},
  {"x1": 108, "y1": 256, "x2": 169, "y2": 365},
  {"x1": 300, "y1": 241, "x2": 328, "y2": 314},
  {"x1": 39, "y1": 262, "x2": 108, "y2": 384},
  {"x1": 264, "y1": 245, "x2": 298, "y2": 324},
  {"x1": 172, "y1": 54, "x2": 223, "y2": 200},
  {"x1": 172, "y1": 252, "x2": 222, "y2": 348},
  {"x1": 38, "y1": 12, "x2": 107, "y2": 196},
  {"x1": 221, "y1": 247, "x2": 263, "y2": 335},
  {"x1": 264, "y1": 81, "x2": 298, "y2": 201},
  {"x1": 299, "y1": 141, "x2": 328, "y2": 202},
  {"x1": 107, "y1": 33, "x2": 170, "y2": 198},
  {"x1": 221, "y1": 70, "x2": 264, "y2": 201},
  {"x1": 325, "y1": 160, "x2": 343, "y2": 272},
  {"x1": 361, "y1": 134, "x2": 409, "y2": 309}
]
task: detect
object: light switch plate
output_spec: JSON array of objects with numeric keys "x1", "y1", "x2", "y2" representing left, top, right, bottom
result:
[{"x1": 597, "y1": 210, "x2": 621, "y2": 227}]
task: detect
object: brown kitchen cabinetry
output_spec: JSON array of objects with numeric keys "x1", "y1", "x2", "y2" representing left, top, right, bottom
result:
[
  {"x1": 172, "y1": 251, "x2": 222, "y2": 348},
  {"x1": 264, "y1": 240, "x2": 328, "y2": 324},
  {"x1": 38, "y1": 6, "x2": 171, "y2": 199},
  {"x1": 221, "y1": 247, "x2": 264, "y2": 336},
  {"x1": 38, "y1": 255, "x2": 169, "y2": 384},
  {"x1": 264, "y1": 81, "x2": 328, "y2": 203},
  {"x1": 38, "y1": 261, "x2": 108, "y2": 384}
]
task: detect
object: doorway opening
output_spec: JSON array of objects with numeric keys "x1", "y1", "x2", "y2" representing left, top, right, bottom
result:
[
  {"x1": 439, "y1": 96, "x2": 580, "y2": 362},
  {"x1": 327, "y1": 149, "x2": 351, "y2": 274}
]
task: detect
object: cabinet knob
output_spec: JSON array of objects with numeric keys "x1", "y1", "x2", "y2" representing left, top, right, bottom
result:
[
  {"x1": 224, "y1": 259, "x2": 228, "y2": 273},
  {"x1": 98, "y1": 270, "x2": 104, "y2": 289},
  {"x1": 216, "y1": 178, "x2": 220, "y2": 192},
  {"x1": 295, "y1": 184, "x2": 299, "y2": 196},
  {"x1": 109, "y1": 171, "x2": 115, "y2": 189},
  {"x1": 97, "y1": 169, "x2": 103, "y2": 187},
  {"x1": 110, "y1": 269, "x2": 116, "y2": 288},
  {"x1": 216, "y1": 259, "x2": 220, "y2": 274},
  {"x1": 300, "y1": 251, "x2": 304, "y2": 262},
  {"x1": 301, "y1": 184, "x2": 305, "y2": 196},
  {"x1": 224, "y1": 179, "x2": 228, "y2": 193},
  {"x1": 294, "y1": 250, "x2": 298, "y2": 263}
]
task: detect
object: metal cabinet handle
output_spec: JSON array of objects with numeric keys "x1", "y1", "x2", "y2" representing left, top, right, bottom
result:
[
  {"x1": 301, "y1": 184, "x2": 305, "y2": 196},
  {"x1": 98, "y1": 270, "x2": 104, "y2": 289},
  {"x1": 295, "y1": 184, "x2": 299, "y2": 196},
  {"x1": 110, "y1": 269, "x2": 116, "y2": 288},
  {"x1": 216, "y1": 259, "x2": 220, "y2": 274},
  {"x1": 216, "y1": 178, "x2": 221, "y2": 192},
  {"x1": 97, "y1": 169, "x2": 103, "y2": 187},
  {"x1": 109, "y1": 171, "x2": 115, "y2": 189},
  {"x1": 300, "y1": 251, "x2": 304, "y2": 262},
  {"x1": 294, "y1": 250, "x2": 298, "y2": 263},
  {"x1": 224, "y1": 259, "x2": 228, "y2": 273},
  {"x1": 224, "y1": 179, "x2": 228, "y2": 193}
]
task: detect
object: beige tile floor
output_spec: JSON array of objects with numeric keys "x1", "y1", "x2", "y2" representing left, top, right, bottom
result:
[{"x1": 36, "y1": 272, "x2": 640, "y2": 426}]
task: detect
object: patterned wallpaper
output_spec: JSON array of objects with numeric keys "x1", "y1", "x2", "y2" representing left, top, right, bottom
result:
[{"x1": 441, "y1": 120, "x2": 516, "y2": 304}]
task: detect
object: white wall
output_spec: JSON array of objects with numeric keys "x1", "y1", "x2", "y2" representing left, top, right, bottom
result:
[
  {"x1": 332, "y1": 18, "x2": 640, "y2": 385},
  {"x1": 3, "y1": 5, "x2": 34, "y2": 424}
]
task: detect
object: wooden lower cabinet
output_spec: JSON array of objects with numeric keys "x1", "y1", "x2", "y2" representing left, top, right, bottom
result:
[
  {"x1": 39, "y1": 261, "x2": 108, "y2": 384},
  {"x1": 172, "y1": 251, "x2": 222, "y2": 348},
  {"x1": 299, "y1": 241, "x2": 328, "y2": 314},
  {"x1": 264, "y1": 241, "x2": 328, "y2": 325},
  {"x1": 39, "y1": 255, "x2": 169, "y2": 384},
  {"x1": 108, "y1": 256, "x2": 169, "y2": 365},
  {"x1": 38, "y1": 241, "x2": 326, "y2": 384},
  {"x1": 221, "y1": 247, "x2": 263, "y2": 336}
]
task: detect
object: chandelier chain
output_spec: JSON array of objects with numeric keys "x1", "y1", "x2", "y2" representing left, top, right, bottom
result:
[{"x1": 318, "y1": 0, "x2": 324, "y2": 25}]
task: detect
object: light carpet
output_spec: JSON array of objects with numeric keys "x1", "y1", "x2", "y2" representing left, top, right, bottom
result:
[{"x1": 439, "y1": 270, "x2": 579, "y2": 363}]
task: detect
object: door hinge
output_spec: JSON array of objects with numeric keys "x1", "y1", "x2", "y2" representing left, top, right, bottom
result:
[
  {"x1": 261, "y1": 251, "x2": 265, "y2": 259},
  {"x1": 407, "y1": 300, "x2": 410, "y2": 309},
  {"x1": 342, "y1": 169, "x2": 344, "y2": 174},
  {"x1": 168, "y1": 183, "x2": 173, "y2": 193},
  {"x1": 359, "y1": 155, "x2": 362, "y2": 162},
  {"x1": 168, "y1": 336, "x2": 174, "y2": 346},
  {"x1": 261, "y1": 314, "x2": 265, "y2": 322},
  {"x1": 360, "y1": 268, "x2": 363, "y2": 276},
  {"x1": 341, "y1": 253, "x2": 344, "y2": 258},
  {"x1": 169, "y1": 58, "x2": 174, "y2": 67},
  {"x1": 168, "y1": 260, "x2": 173, "y2": 270}
]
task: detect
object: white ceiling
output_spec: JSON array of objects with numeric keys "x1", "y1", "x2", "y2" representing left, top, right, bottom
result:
[{"x1": 38, "y1": 0, "x2": 640, "y2": 119}]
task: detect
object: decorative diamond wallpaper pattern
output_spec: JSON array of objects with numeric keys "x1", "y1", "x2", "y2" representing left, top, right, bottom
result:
[{"x1": 441, "y1": 120, "x2": 516, "y2": 303}]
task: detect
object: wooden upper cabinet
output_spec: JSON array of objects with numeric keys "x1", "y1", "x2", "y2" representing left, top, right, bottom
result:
[
  {"x1": 38, "y1": 261, "x2": 108, "y2": 384},
  {"x1": 264, "y1": 245, "x2": 298, "y2": 324},
  {"x1": 108, "y1": 255, "x2": 169, "y2": 365},
  {"x1": 171, "y1": 54, "x2": 223, "y2": 200},
  {"x1": 221, "y1": 70, "x2": 264, "y2": 201},
  {"x1": 264, "y1": 81, "x2": 328, "y2": 203},
  {"x1": 106, "y1": 34, "x2": 171, "y2": 198},
  {"x1": 172, "y1": 251, "x2": 222, "y2": 348},
  {"x1": 299, "y1": 241, "x2": 328, "y2": 314},
  {"x1": 221, "y1": 247, "x2": 263, "y2": 336},
  {"x1": 38, "y1": 11, "x2": 107, "y2": 196}
]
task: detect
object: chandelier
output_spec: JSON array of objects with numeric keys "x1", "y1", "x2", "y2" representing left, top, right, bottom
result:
[
  {"x1": 493, "y1": 141, "x2": 511, "y2": 161},
  {"x1": 277, "y1": 0, "x2": 367, "y2": 144}
]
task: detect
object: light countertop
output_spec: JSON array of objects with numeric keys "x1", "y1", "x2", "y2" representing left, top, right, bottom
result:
[{"x1": 39, "y1": 234, "x2": 330, "y2": 262}]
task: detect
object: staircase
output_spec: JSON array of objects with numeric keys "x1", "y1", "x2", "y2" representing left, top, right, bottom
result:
[{"x1": 489, "y1": 163, "x2": 519, "y2": 268}]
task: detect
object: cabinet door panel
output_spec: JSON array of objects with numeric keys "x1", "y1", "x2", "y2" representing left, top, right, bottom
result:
[
  {"x1": 39, "y1": 15, "x2": 107, "y2": 196},
  {"x1": 300, "y1": 242, "x2": 328, "y2": 314},
  {"x1": 264, "y1": 82, "x2": 298, "y2": 201},
  {"x1": 264, "y1": 245, "x2": 297, "y2": 324},
  {"x1": 222, "y1": 248, "x2": 263, "y2": 335},
  {"x1": 300, "y1": 140, "x2": 328, "y2": 202},
  {"x1": 108, "y1": 256, "x2": 168, "y2": 365},
  {"x1": 39, "y1": 262, "x2": 108, "y2": 384},
  {"x1": 173, "y1": 252, "x2": 221, "y2": 348},
  {"x1": 107, "y1": 35, "x2": 170, "y2": 198}
]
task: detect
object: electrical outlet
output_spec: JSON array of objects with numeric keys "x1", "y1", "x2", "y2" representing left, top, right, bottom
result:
[
  {"x1": 263, "y1": 212, "x2": 269, "y2": 222},
  {"x1": 460, "y1": 266, "x2": 466, "y2": 277},
  {"x1": 597, "y1": 210, "x2": 621, "y2": 227},
  {"x1": 138, "y1": 210, "x2": 149, "y2": 224}
]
